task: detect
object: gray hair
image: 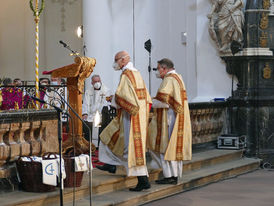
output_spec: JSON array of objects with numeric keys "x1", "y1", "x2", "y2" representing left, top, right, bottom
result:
[
  {"x1": 157, "y1": 58, "x2": 174, "y2": 69},
  {"x1": 91, "y1": 74, "x2": 100, "y2": 81}
]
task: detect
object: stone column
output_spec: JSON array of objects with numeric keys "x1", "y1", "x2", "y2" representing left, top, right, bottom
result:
[
  {"x1": 24, "y1": 121, "x2": 41, "y2": 156},
  {"x1": 19, "y1": 122, "x2": 31, "y2": 156},
  {"x1": 8, "y1": 123, "x2": 21, "y2": 161},
  {"x1": 0, "y1": 124, "x2": 10, "y2": 168}
]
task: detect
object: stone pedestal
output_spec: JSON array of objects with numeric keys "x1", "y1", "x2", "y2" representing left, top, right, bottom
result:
[
  {"x1": 223, "y1": 55, "x2": 274, "y2": 160},
  {"x1": 221, "y1": 1, "x2": 274, "y2": 162}
]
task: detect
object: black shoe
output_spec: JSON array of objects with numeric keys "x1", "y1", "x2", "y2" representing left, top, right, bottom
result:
[
  {"x1": 129, "y1": 176, "x2": 151, "y2": 192},
  {"x1": 155, "y1": 177, "x2": 177, "y2": 184},
  {"x1": 96, "y1": 164, "x2": 116, "y2": 174},
  {"x1": 170, "y1": 176, "x2": 178, "y2": 184}
]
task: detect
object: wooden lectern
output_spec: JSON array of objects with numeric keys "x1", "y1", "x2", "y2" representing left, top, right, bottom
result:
[{"x1": 43, "y1": 56, "x2": 96, "y2": 153}]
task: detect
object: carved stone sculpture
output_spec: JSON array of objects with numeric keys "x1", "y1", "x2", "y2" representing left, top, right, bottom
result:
[{"x1": 208, "y1": 0, "x2": 244, "y2": 55}]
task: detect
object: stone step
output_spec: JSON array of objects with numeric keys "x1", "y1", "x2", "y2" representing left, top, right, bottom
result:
[
  {"x1": 73, "y1": 158, "x2": 261, "y2": 206},
  {"x1": 0, "y1": 149, "x2": 247, "y2": 206},
  {"x1": 184, "y1": 149, "x2": 243, "y2": 172}
]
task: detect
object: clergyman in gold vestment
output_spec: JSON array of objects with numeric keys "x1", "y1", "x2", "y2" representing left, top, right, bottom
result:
[
  {"x1": 97, "y1": 51, "x2": 152, "y2": 191},
  {"x1": 148, "y1": 58, "x2": 192, "y2": 184}
]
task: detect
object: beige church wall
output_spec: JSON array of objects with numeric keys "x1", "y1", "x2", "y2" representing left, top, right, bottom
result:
[
  {"x1": 43, "y1": 0, "x2": 83, "y2": 74},
  {"x1": 0, "y1": 0, "x2": 45, "y2": 81},
  {"x1": 193, "y1": 0, "x2": 235, "y2": 102},
  {"x1": 133, "y1": 0, "x2": 195, "y2": 98},
  {"x1": 0, "y1": 0, "x2": 82, "y2": 82},
  {"x1": 167, "y1": 0, "x2": 197, "y2": 100},
  {"x1": 83, "y1": 0, "x2": 114, "y2": 94}
]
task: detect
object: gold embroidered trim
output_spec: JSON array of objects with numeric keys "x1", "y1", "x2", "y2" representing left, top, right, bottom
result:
[
  {"x1": 108, "y1": 110, "x2": 122, "y2": 150},
  {"x1": 115, "y1": 94, "x2": 139, "y2": 115},
  {"x1": 123, "y1": 69, "x2": 147, "y2": 100},
  {"x1": 132, "y1": 113, "x2": 144, "y2": 166},
  {"x1": 155, "y1": 73, "x2": 187, "y2": 114},
  {"x1": 108, "y1": 130, "x2": 120, "y2": 150},
  {"x1": 155, "y1": 109, "x2": 163, "y2": 152},
  {"x1": 135, "y1": 88, "x2": 146, "y2": 100},
  {"x1": 167, "y1": 74, "x2": 186, "y2": 160},
  {"x1": 123, "y1": 69, "x2": 136, "y2": 86},
  {"x1": 155, "y1": 92, "x2": 184, "y2": 114},
  {"x1": 167, "y1": 73, "x2": 188, "y2": 102},
  {"x1": 176, "y1": 113, "x2": 184, "y2": 160}
]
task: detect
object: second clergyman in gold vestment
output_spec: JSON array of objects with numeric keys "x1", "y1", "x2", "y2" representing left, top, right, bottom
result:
[{"x1": 148, "y1": 58, "x2": 192, "y2": 185}]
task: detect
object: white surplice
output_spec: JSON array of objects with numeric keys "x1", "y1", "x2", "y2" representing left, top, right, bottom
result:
[{"x1": 82, "y1": 83, "x2": 111, "y2": 146}]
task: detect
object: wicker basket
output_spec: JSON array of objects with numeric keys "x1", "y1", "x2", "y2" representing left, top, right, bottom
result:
[
  {"x1": 63, "y1": 155, "x2": 84, "y2": 187},
  {"x1": 16, "y1": 155, "x2": 57, "y2": 193}
]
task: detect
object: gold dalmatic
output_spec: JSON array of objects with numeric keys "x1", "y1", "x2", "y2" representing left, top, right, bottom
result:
[
  {"x1": 148, "y1": 73, "x2": 192, "y2": 161},
  {"x1": 100, "y1": 69, "x2": 151, "y2": 168}
]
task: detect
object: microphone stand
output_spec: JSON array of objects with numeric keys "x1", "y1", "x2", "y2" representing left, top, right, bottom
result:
[
  {"x1": 148, "y1": 51, "x2": 152, "y2": 94},
  {"x1": 56, "y1": 106, "x2": 64, "y2": 206},
  {"x1": 31, "y1": 96, "x2": 66, "y2": 206},
  {"x1": 83, "y1": 44, "x2": 87, "y2": 56},
  {"x1": 51, "y1": 89, "x2": 93, "y2": 206},
  {"x1": 60, "y1": 41, "x2": 79, "y2": 56},
  {"x1": 145, "y1": 39, "x2": 152, "y2": 94}
]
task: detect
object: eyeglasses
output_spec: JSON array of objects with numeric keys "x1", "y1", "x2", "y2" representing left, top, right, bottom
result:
[
  {"x1": 115, "y1": 57, "x2": 123, "y2": 62},
  {"x1": 157, "y1": 65, "x2": 166, "y2": 70}
]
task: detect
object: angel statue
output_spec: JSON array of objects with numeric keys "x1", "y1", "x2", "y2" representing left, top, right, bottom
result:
[{"x1": 207, "y1": 0, "x2": 244, "y2": 55}]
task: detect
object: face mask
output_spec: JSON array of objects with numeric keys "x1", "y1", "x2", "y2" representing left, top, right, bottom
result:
[
  {"x1": 155, "y1": 70, "x2": 161, "y2": 78},
  {"x1": 112, "y1": 62, "x2": 120, "y2": 71},
  {"x1": 51, "y1": 81, "x2": 58, "y2": 85},
  {"x1": 41, "y1": 82, "x2": 48, "y2": 86},
  {"x1": 94, "y1": 82, "x2": 101, "y2": 89}
]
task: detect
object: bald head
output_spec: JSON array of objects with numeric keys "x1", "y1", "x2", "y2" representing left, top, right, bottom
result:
[
  {"x1": 115, "y1": 51, "x2": 129, "y2": 59},
  {"x1": 113, "y1": 51, "x2": 130, "y2": 70}
]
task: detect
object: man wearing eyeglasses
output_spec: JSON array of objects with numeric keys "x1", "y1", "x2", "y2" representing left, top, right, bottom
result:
[{"x1": 148, "y1": 58, "x2": 192, "y2": 185}]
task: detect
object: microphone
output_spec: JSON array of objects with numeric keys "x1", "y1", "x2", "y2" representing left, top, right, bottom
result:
[
  {"x1": 144, "y1": 39, "x2": 152, "y2": 53},
  {"x1": 59, "y1": 40, "x2": 67, "y2": 48},
  {"x1": 59, "y1": 40, "x2": 79, "y2": 56}
]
